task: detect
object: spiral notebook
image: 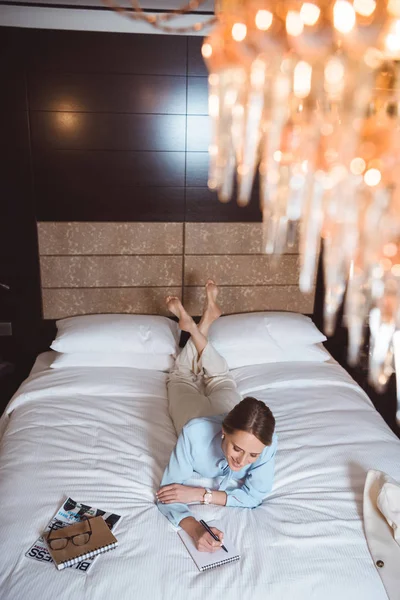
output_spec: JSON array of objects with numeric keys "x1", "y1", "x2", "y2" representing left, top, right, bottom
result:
[
  {"x1": 178, "y1": 524, "x2": 240, "y2": 572},
  {"x1": 44, "y1": 516, "x2": 118, "y2": 570}
]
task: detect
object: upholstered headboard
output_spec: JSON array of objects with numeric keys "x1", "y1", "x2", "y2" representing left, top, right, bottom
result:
[{"x1": 38, "y1": 222, "x2": 315, "y2": 318}]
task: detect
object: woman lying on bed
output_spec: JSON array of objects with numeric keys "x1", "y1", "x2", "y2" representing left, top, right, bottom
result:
[{"x1": 156, "y1": 280, "x2": 277, "y2": 553}]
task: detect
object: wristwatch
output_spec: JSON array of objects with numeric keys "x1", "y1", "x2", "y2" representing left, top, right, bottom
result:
[{"x1": 203, "y1": 488, "x2": 213, "y2": 504}]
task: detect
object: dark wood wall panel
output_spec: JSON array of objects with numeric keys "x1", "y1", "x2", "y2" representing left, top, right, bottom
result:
[
  {"x1": 186, "y1": 115, "x2": 211, "y2": 151},
  {"x1": 36, "y1": 190, "x2": 185, "y2": 222},
  {"x1": 0, "y1": 112, "x2": 30, "y2": 151},
  {"x1": 188, "y1": 37, "x2": 208, "y2": 76},
  {"x1": 186, "y1": 189, "x2": 262, "y2": 222},
  {"x1": 187, "y1": 77, "x2": 208, "y2": 115},
  {"x1": 25, "y1": 29, "x2": 187, "y2": 75},
  {"x1": 0, "y1": 149, "x2": 33, "y2": 281},
  {"x1": 26, "y1": 30, "x2": 189, "y2": 226},
  {"x1": 34, "y1": 149, "x2": 185, "y2": 189},
  {"x1": 33, "y1": 149, "x2": 185, "y2": 221},
  {"x1": 186, "y1": 152, "x2": 209, "y2": 186},
  {"x1": 29, "y1": 73, "x2": 187, "y2": 114},
  {"x1": 19, "y1": 26, "x2": 262, "y2": 224},
  {"x1": 0, "y1": 72, "x2": 27, "y2": 111},
  {"x1": 30, "y1": 113, "x2": 186, "y2": 151},
  {"x1": 35, "y1": 180, "x2": 185, "y2": 223},
  {"x1": 0, "y1": 28, "x2": 25, "y2": 72}
]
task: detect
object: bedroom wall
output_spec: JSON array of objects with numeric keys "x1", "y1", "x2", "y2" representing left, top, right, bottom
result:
[{"x1": 0, "y1": 26, "x2": 315, "y2": 325}]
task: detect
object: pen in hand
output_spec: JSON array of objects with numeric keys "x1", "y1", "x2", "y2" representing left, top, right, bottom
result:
[{"x1": 199, "y1": 519, "x2": 228, "y2": 553}]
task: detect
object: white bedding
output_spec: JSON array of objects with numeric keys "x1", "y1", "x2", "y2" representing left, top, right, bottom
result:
[{"x1": 0, "y1": 352, "x2": 399, "y2": 600}]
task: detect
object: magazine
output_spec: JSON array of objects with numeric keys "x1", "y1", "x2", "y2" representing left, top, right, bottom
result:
[{"x1": 25, "y1": 497, "x2": 122, "y2": 573}]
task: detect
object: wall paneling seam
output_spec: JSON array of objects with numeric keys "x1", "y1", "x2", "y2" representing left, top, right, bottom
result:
[
  {"x1": 24, "y1": 69, "x2": 44, "y2": 319},
  {"x1": 182, "y1": 36, "x2": 189, "y2": 303}
]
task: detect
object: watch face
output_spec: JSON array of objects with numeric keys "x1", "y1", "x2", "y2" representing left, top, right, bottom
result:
[{"x1": 204, "y1": 492, "x2": 212, "y2": 504}]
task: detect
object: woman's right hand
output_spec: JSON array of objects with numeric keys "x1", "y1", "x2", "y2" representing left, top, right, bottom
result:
[
  {"x1": 179, "y1": 517, "x2": 225, "y2": 553},
  {"x1": 193, "y1": 523, "x2": 225, "y2": 553}
]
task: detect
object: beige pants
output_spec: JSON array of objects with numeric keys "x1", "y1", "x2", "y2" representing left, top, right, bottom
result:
[{"x1": 167, "y1": 339, "x2": 242, "y2": 435}]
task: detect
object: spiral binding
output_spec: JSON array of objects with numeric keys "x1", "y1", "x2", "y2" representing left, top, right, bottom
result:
[
  {"x1": 201, "y1": 555, "x2": 240, "y2": 571},
  {"x1": 59, "y1": 542, "x2": 118, "y2": 570}
]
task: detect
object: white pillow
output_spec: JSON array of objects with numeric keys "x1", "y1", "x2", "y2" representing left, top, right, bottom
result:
[
  {"x1": 263, "y1": 312, "x2": 327, "y2": 347},
  {"x1": 208, "y1": 312, "x2": 326, "y2": 352},
  {"x1": 50, "y1": 352, "x2": 174, "y2": 372},
  {"x1": 220, "y1": 343, "x2": 330, "y2": 370},
  {"x1": 50, "y1": 314, "x2": 180, "y2": 354}
]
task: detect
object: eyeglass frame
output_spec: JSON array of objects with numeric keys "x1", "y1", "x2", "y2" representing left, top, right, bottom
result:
[{"x1": 46, "y1": 515, "x2": 93, "y2": 550}]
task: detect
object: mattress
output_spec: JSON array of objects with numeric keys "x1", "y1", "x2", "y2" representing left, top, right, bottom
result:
[{"x1": 0, "y1": 352, "x2": 399, "y2": 600}]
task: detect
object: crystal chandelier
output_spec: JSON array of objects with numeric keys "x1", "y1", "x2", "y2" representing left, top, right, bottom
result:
[
  {"x1": 105, "y1": 1, "x2": 400, "y2": 423},
  {"x1": 201, "y1": 0, "x2": 400, "y2": 422}
]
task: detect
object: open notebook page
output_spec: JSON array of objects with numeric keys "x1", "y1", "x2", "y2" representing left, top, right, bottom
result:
[{"x1": 178, "y1": 523, "x2": 240, "y2": 572}]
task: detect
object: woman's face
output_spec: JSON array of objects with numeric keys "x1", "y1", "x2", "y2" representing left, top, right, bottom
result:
[{"x1": 221, "y1": 429, "x2": 266, "y2": 471}]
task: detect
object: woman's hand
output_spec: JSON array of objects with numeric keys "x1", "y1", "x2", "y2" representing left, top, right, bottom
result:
[
  {"x1": 180, "y1": 517, "x2": 225, "y2": 553},
  {"x1": 192, "y1": 523, "x2": 225, "y2": 553},
  {"x1": 157, "y1": 484, "x2": 203, "y2": 504}
]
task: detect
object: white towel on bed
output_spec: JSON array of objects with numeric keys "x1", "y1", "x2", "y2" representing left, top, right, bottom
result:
[{"x1": 363, "y1": 470, "x2": 400, "y2": 600}]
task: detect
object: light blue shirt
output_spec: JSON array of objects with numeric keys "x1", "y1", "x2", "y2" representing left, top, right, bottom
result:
[{"x1": 157, "y1": 414, "x2": 278, "y2": 527}]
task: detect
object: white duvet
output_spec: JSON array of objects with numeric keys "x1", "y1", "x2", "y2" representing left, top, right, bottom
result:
[{"x1": 0, "y1": 352, "x2": 399, "y2": 600}]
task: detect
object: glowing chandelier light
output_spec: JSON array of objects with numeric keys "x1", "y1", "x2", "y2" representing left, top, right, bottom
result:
[{"x1": 105, "y1": 0, "x2": 400, "y2": 423}]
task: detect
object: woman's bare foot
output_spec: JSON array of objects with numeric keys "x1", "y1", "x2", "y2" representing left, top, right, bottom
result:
[
  {"x1": 198, "y1": 280, "x2": 222, "y2": 336},
  {"x1": 204, "y1": 279, "x2": 222, "y2": 321},
  {"x1": 165, "y1": 296, "x2": 195, "y2": 333}
]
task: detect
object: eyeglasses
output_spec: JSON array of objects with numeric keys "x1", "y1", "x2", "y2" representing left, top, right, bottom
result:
[{"x1": 47, "y1": 516, "x2": 92, "y2": 551}]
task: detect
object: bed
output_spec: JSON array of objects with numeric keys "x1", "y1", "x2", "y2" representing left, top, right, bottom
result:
[{"x1": 0, "y1": 350, "x2": 399, "y2": 600}]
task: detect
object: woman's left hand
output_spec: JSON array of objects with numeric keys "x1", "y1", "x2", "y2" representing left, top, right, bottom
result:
[{"x1": 156, "y1": 484, "x2": 203, "y2": 504}]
